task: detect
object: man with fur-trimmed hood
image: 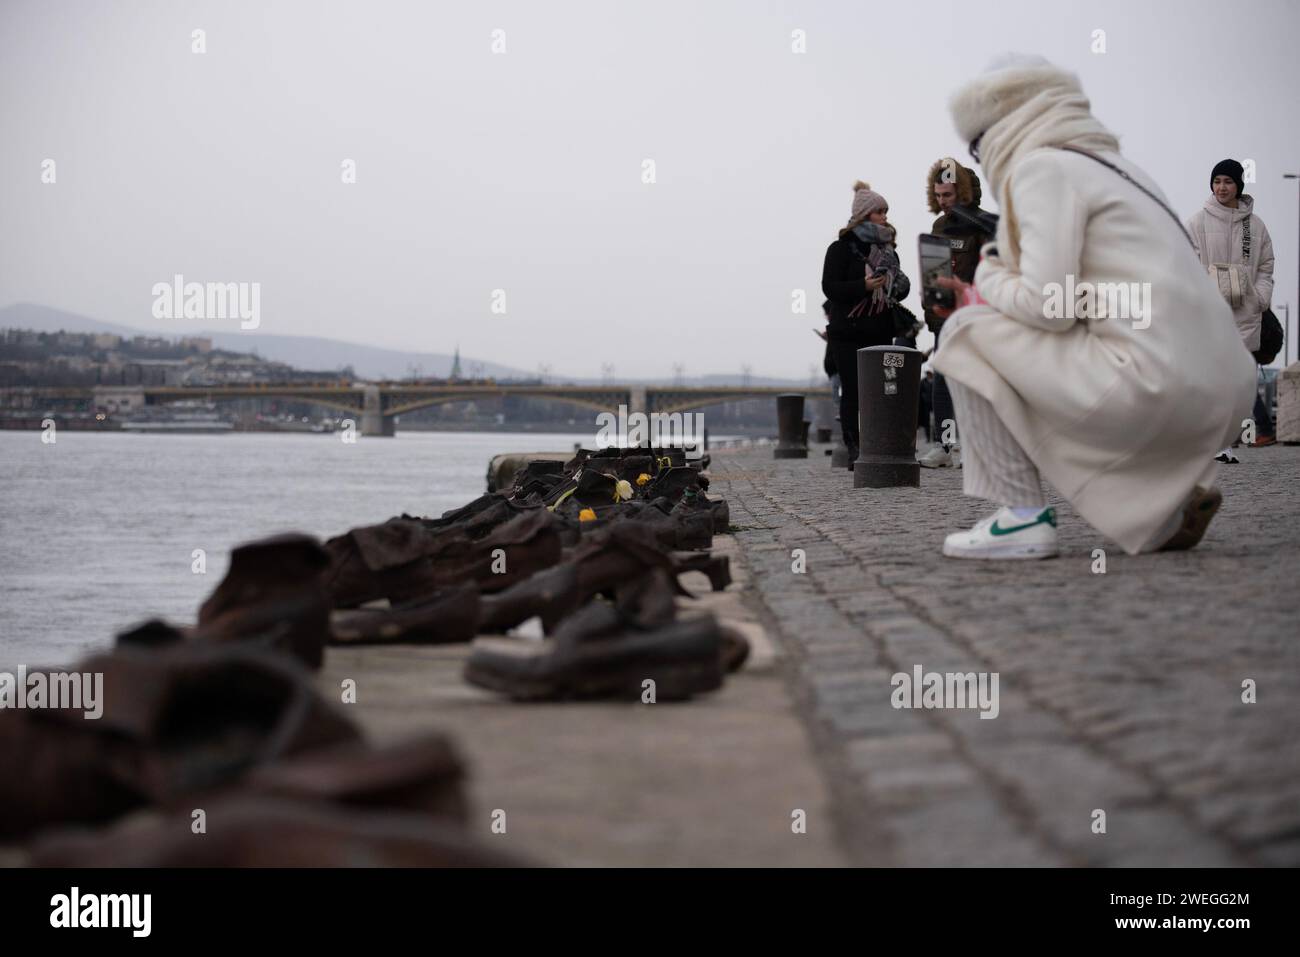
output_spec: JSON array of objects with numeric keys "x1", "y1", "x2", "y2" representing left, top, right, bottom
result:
[
  {"x1": 919, "y1": 158, "x2": 994, "y2": 468},
  {"x1": 925, "y1": 158, "x2": 993, "y2": 300}
]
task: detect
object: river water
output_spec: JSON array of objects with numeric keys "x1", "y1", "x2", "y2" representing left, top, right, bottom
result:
[{"x1": 0, "y1": 430, "x2": 599, "y2": 669}]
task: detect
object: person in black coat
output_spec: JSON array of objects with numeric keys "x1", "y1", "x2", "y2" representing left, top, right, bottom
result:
[
  {"x1": 821, "y1": 181, "x2": 910, "y2": 464},
  {"x1": 816, "y1": 301, "x2": 840, "y2": 413}
]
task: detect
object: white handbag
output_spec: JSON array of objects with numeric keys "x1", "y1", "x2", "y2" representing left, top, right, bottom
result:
[{"x1": 1208, "y1": 262, "x2": 1249, "y2": 309}]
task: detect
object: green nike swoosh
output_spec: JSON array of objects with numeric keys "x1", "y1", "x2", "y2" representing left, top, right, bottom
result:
[{"x1": 989, "y1": 516, "x2": 1046, "y2": 536}]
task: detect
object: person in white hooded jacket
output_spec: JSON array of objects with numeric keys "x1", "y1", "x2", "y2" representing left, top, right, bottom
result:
[
  {"x1": 929, "y1": 54, "x2": 1256, "y2": 560},
  {"x1": 1186, "y1": 159, "x2": 1275, "y2": 353},
  {"x1": 1186, "y1": 159, "x2": 1276, "y2": 456}
]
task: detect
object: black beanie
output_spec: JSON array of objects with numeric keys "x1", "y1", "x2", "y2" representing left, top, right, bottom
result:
[{"x1": 1211, "y1": 159, "x2": 1245, "y2": 198}]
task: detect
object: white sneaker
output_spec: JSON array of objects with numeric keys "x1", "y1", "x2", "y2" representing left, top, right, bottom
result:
[
  {"x1": 1214, "y1": 449, "x2": 1239, "y2": 464},
  {"x1": 918, "y1": 446, "x2": 955, "y2": 468},
  {"x1": 943, "y1": 506, "x2": 1059, "y2": 560}
]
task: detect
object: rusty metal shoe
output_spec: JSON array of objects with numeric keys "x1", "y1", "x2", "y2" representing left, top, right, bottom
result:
[
  {"x1": 646, "y1": 465, "x2": 702, "y2": 505},
  {"x1": 607, "y1": 566, "x2": 678, "y2": 631},
  {"x1": 116, "y1": 617, "x2": 187, "y2": 649},
  {"x1": 0, "y1": 643, "x2": 359, "y2": 841},
  {"x1": 615, "y1": 454, "x2": 656, "y2": 484},
  {"x1": 669, "y1": 508, "x2": 713, "y2": 550},
  {"x1": 650, "y1": 447, "x2": 688, "y2": 468},
  {"x1": 508, "y1": 460, "x2": 568, "y2": 496},
  {"x1": 666, "y1": 488, "x2": 717, "y2": 550},
  {"x1": 570, "y1": 523, "x2": 684, "y2": 596},
  {"x1": 478, "y1": 563, "x2": 582, "y2": 634},
  {"x1": 572, "y1": 468, "x2": 624, "y2": 508},
  {"x1": 478, "y1": 523, "x2": 680, "y2": 634},
  {"x1": 330, "y1": 584, "x2": 480, "y2": 645},
  {"x1": 708, "y1": 497, "x2": 730, "y2": 533},
  {"x1": 594, "y1": 497, "x2": 712, "y2": 551},
  {"x1": 718, "y1": 622, "x2": 751, "y2": 674},
  {"x1": 194, "y1": 534, "x2": 331, "y2": 669},
  {"x1": 671, "y1": 552, "x2": 731, "y2": 592},
  {"x1": 460, "y1": 509, "x2": 564, "y2": 593},
  {"x1": 464, "y1": 614, "x2": 725, "y2": 702},
  {"x1": 330, "y1": 582, "x2": 483, "y2": 642},
  {"x1": 322, "y1": 519, "x2": 445, "y2": 608},
  {"x1": 237, "y1": 734, "x2": 469, "y2": 821},
  {"x1": 324, "y1": 509, "x2": 563, "y2": 607},
  {"x1": 422, "y1": 491, "x2": 509, "y2": 530}
]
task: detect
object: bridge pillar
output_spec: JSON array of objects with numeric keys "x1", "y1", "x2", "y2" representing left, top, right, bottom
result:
[
  {"x1": 360, "y1": 385, "x2": 395, "y2": 437},
  {"x1": 92, "y1": 386, "x2": 146, "y2": 415}
]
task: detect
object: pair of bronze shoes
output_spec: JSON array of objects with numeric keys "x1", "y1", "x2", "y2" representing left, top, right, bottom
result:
[
  {"x1": 466, "y1": 563, "x2": 748, "y2": 702},
  {"x1": 477, "y1": 523, "x2": 730, "y2": 635},
  {"x1": 0, "y1": 642, "x2": 357, "y2": 841},
  {"x1": 28, "y1": 731, "x2": 518, "y2": 867},
  {"x1": 323, "y1": 507, "x2": 563, "y2": 608},
  {"x1": 119, "y1": 533, "x2": 333, "y2": 669},
  {"x1": 3, "y1": 641, "x2": 515, "y2": 866}
]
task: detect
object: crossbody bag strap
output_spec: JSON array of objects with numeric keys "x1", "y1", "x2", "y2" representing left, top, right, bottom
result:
[{"x1": 1059, "y1": 145, "x2": 1196, "y2": 250}]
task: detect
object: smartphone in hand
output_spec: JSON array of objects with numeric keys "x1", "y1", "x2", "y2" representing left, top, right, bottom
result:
[{"x1": 919, "y1": 234, "x2": 955, "y2": 310}]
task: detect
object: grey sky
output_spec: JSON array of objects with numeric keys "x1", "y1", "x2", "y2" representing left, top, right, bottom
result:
[{"x1": 2, "y1": 0, "x2": 1297, "y2": 379}]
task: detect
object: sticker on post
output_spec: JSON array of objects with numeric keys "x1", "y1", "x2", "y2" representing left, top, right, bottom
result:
[
  {"x1": 884, "y1": 382, "x2": 898, "y2": 395},
  {"x1": 882, "y1": 352, "x2": 905, "y2": 368},
  {"x1": 884, "y1": 366, "x2": 897, "y2": 381}
]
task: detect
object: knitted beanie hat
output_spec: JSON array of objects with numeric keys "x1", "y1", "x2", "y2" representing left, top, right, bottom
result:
[
  {"x1": 850, "y1": 181, "x2": 887, "y2": 223},
  {"x1": 1211, "y1": 159, "x2": 1245, "y2": 198}
]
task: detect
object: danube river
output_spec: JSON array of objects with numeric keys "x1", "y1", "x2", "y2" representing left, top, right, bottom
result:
[{"x1": 0, "y1": 429, "x2": 600, "y2": 668}]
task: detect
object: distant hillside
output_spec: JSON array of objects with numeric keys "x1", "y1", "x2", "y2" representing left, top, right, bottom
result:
[
  {"x1": 0, "y1": 302, "x2": 530, "y2": 380},
  {"x1": 0, "y1": 303, "x2": 146, "y2": 339},
  {"x1": 0, "y1": 302, "x2": 819, "y2": 388}
]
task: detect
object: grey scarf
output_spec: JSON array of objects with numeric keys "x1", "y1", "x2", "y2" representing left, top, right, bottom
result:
[{"x1": 849, "y1": 223, "x2": 910, "y2": 315}]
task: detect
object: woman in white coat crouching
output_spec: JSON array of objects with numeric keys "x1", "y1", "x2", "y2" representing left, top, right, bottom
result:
[{"x1": 929, "y1": 54, "x2": 1255, "y2": 560}]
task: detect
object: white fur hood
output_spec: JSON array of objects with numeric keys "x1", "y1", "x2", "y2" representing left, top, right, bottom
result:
[{"x1": 949, "y1": 59, "x2": 1084, "y2": 144}]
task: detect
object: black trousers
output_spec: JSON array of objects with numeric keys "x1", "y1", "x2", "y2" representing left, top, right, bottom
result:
[
  {"x1": 1253, "y1": 383, "x2": 1274, "y2": 435},
  {"x1": 829, "y1": 340, "x2": 871, "y2": 451}
]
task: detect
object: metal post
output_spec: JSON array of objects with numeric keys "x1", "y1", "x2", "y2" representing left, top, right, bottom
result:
[
  {"x1": 1286, "y1": 173, "x2": 1300, "y2": 366},
  {"x1": 773, "y1": 394, "x2": 809, "y2": 459},
  {"x1": 853, "y1": 345, "x2": 921, "y2": 488}
]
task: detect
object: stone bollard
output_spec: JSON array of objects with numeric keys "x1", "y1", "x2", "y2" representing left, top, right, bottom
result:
[
  {"x1": 774, "y1": 394, "x2": 809, "y2": 459},
  {"x1": 854, "y1": 345, "x2": 922, "y2": 488},
  {"x1": 1278, "y1": 362, "x2": 1300, "y2": 443}
]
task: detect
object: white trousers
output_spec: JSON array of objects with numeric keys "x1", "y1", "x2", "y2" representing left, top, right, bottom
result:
[{"x1": 947, "y1": 379, "x2": 1046, "y2": 508}]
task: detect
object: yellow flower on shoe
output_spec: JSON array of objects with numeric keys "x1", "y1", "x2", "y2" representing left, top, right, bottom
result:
[
  {"x1": 635, "y1": 473, "x2": 652, "y2": 486},
  {"x1": 578, "y1": 508, "x2": 597, "y2": 522},
  {"x1": 613, "y1": 480, "x2": 634, "y2": 502}
]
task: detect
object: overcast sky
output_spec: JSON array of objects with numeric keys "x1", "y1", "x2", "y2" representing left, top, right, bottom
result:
[{"x1": 2, "y1": 0, "x2": 1298, "y2": 379}]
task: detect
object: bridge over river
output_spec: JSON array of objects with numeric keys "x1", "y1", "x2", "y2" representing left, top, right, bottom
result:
[{"x1": 7, "y1": 382, "x2": 833, "y2": 436}]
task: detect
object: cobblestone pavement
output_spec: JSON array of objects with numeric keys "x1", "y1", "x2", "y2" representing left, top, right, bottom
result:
[{"x1": 708, "y1": 442, "x2": 1300, "y2": 866}]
